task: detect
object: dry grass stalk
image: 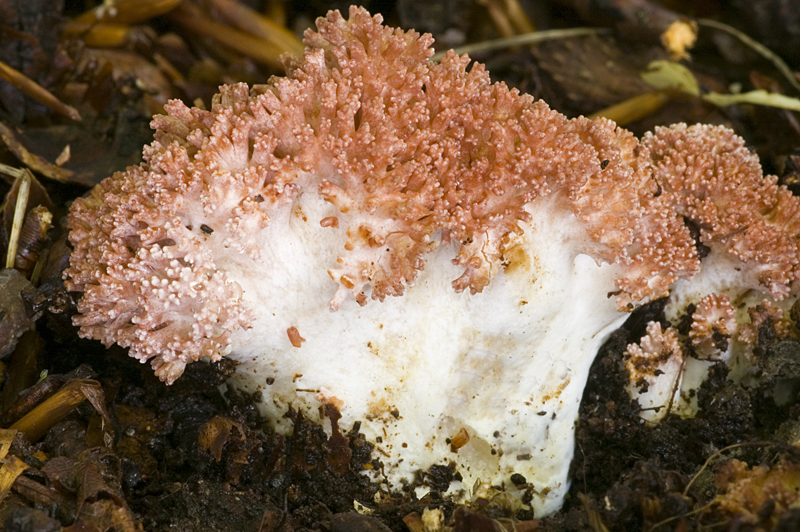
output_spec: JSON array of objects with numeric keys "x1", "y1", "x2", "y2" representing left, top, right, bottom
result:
[
  {"x1": 210, "y1": 0, "x2": 304, "y2": 57},
  {"x1": 170, "y1": 3, "x2": 286, "y2": 68},
  {"x1": 0, "y1": 60, "x2": 81, "y2": 121}
]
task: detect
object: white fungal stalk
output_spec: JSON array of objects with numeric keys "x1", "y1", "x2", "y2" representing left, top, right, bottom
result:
[{"x1": 226, "y1": 192, "x2": 627, "y2": 514}]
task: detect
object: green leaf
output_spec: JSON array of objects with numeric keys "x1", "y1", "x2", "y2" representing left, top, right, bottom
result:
[{"x1": 640, "y1": 60, "x2": 700, "y2": 97}]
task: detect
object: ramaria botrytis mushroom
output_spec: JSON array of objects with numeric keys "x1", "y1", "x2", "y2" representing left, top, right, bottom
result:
[{"x1": 65, "y1": 7, "x2": 800, "y2": 516}]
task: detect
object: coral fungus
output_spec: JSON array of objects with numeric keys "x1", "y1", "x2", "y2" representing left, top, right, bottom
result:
[{"x1": 65, "y1": 7, "x2": 800, "y2": 516}]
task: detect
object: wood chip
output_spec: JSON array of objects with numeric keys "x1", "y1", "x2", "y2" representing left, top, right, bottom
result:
[{"x1": 0, "y1": 123, "x2": 76, "y2": 183}]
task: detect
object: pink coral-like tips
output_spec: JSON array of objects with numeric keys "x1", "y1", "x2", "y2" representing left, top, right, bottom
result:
[{"x1": 644, "y1": 123, "x2": 800, "y2": 300}]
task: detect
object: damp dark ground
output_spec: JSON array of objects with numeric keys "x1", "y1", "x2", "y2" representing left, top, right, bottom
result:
[
  {"x1": 7, "y1": 301, "x2": 800, "y2": 532},
  {"x1": 1, "y1": 0, "x2": 800, "y2": 530}
]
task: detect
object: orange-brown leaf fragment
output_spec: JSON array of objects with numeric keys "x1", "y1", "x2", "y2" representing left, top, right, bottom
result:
[{"x1": 287, "y1": 326, "x2": 305, "y2": 347}]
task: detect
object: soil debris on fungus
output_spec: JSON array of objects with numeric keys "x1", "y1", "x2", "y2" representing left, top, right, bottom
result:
[{"x1": 1, "y1": 0, "x2": 800, "y2": 530}]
